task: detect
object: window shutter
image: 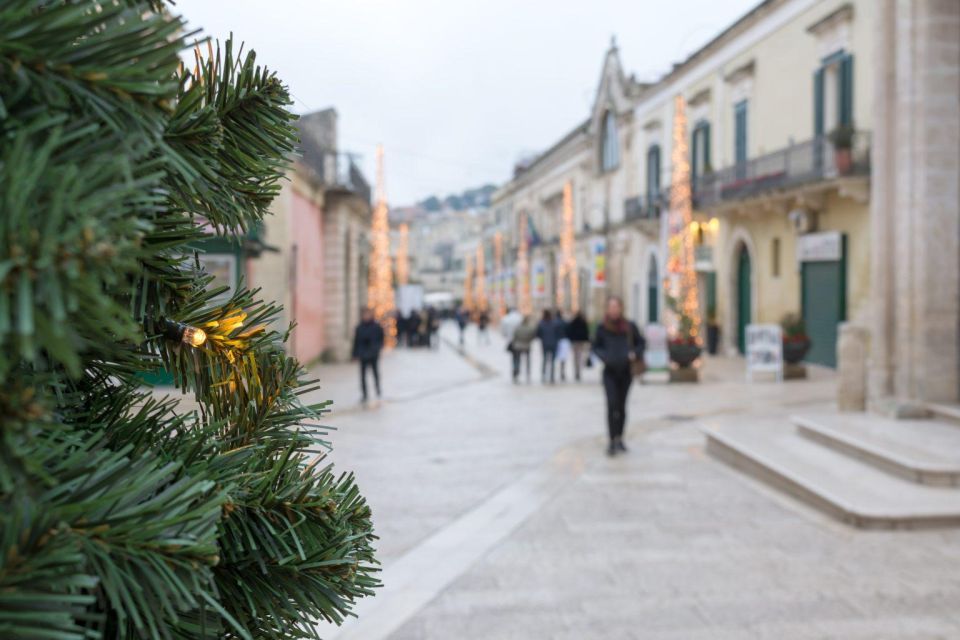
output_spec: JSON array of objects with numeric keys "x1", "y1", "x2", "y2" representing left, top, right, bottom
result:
[
  {"x1": 704, "y1": 122, "x2": 712, "y2": 171},
  {"x1": 814, "y1": 67, "x2": 825, "y2": 136},
  {"x1": 839, "y1": 54, "x2": 854, "y2": 126},
  {"x1": 691, "y1": 128, "x2": 700, "y2": 184}
]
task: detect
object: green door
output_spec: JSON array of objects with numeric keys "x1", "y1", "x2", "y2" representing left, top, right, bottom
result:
[
  {"x1": 647, "y1": 255, "x2": 659, "y2": 323},
  {"x1": 737, "y1": 247, "x2": 751, "y2": 354},
  {"x1": 802, "y1": 253, "x2": 846, "y2": 368}
]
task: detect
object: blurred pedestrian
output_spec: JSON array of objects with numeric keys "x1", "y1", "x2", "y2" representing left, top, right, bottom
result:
[
  {"x1": 477, "y1": 309, "x2": 491, "y2": 345},
  {"x1": 407, "y1": 309, "x2": 422, "y2": 347},
  {"x1": 592, "y1": 296, "x2": 645, "y2": 456},
  {"x1": 510, "y1": 314, "x2": 537, "y2": 383},
  {"x1": 555, "y1": 310, "x2": 572, "y2": 382},
  {"x1": 536, "y1": 309, "x2": 560, "y2": 384},
  {"x1": 427, "y1": 306, "x2": 440, "y2": 349},
  {"x1": 352, "y1": 307, "x2": 385, "y2": 404},
  {"x1": 456, "y1": 306, "x2": 468, "y2": 346},
  {"x1": 565, "y1": 311, "x2": 590, "y2": 382}
]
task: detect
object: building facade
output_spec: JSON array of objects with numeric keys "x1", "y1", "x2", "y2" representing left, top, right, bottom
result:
[
  {"x1": 250, "y1": 109, "x2": 372, "y2": 364},
  {"x1": 496, "y1": 0, "x2": 875, "y2": 372}
]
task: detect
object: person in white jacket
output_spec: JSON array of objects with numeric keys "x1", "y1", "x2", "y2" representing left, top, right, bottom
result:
[{"x1": 500, "y1": 308, "x2": 523, "y2": 344}]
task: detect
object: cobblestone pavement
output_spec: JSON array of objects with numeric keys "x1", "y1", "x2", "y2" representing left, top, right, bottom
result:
[{"x1": 306, "y1": 323, "x2": 960, "y2": 638}]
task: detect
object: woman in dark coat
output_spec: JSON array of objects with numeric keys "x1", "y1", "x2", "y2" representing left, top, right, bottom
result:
[
  {"x1": 565, "y1": 311, "x2": 590, "y2": 382},
  {"x1": 592, "y1": 296, "x2": 645, "y2": 456},
  {"x1": 536, "y1": 309, "x2": 560, "y2": 384}
]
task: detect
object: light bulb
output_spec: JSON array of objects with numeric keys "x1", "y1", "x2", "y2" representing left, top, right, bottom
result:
[{"x1": 182, "y1": 326, "x2": 207, "y2": 347}]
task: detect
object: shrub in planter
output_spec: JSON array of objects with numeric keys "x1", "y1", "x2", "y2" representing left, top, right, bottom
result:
[
  {"x1": 828, "y1": 124, "x2": 856, "y2": 175},
  {"x1": 781, "y1": 313, "x2": 811, "y2": 364},
  {"x1": 669, "y1": 337, "x2": 703, "y2": 368}
]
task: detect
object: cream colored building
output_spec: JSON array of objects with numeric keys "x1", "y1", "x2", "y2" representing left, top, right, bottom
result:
[{"x1": 496, "y1": 0, "x2": 875, "y2": 371}]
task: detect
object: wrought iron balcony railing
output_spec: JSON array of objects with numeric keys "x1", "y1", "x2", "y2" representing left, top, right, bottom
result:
[
  {"x1": 692, "y1": 131, "x2": 871, "y2": 209},
  {"x1": 623, "y1": 192, "x2": 665, "y2": 222}
]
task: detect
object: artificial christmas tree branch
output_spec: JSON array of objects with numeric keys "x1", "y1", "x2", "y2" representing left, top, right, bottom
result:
[{"x1": 0, "y1": 2, "x2": 379, "y2": 638}]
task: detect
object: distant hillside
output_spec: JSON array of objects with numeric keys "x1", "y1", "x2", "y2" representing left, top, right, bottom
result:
[{"x1": 417, "y1": 184, "x2": 497, "y2": 212}]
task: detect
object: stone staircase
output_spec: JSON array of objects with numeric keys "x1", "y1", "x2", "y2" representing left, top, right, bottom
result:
[{"x1": 703, "y1": 408, "x2": 960, "y2": 529}]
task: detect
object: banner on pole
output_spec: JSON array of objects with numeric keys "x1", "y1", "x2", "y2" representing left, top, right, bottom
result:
[
  {"x1": 533, "y1": 260, "x2": 547, "y2": 298},
  {"x1": 591, "y1": 236, "x2": 607, "y2": 288}
]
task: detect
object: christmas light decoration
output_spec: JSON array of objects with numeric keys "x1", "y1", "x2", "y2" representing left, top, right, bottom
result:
[
  {"x1": 367, "y1": 144, "x2": 396, "y2": 346},
  {"x1": 557, "y1": 180, "x2": 579, "y2": 312},
  {"x1": 493, "y1": 231, "x2": 505, "y2": 320},
  {"x1": 163, "y1": 319, "x2": 207, "y2": 347},
  {"x1": 665, "y1": 95, "x2": 702, "y2": 344},
  {"x1": 396, "y1": 222, "x2": 409, "y2": 286},
  {"x1": 517, "y1": 211, "x2": 532, "y2": 314},
  {"x1": 463, "y1": 254, "x2": 474, "y2": 312},
  {"x1": 475, "y1": 243, "x2": 487, "y2": 312}
]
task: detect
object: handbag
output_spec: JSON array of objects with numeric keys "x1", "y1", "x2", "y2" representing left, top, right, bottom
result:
[{"x1": 627, "y1": 324, "x2": 646, "y2": 378}]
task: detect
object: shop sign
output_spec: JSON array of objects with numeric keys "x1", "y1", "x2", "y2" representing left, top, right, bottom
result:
[{"x1": 797, "y1": 231, "x2": 842, "y2": 262}]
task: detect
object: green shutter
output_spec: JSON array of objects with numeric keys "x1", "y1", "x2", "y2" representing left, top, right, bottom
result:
[
  {"x1": 734, "y1": 101, "x2": 748, "y2": 165},
  {"x1": 839, "y1": 54, "x2": 854, "y2": 126},
  {"x1": 814, "y1": 67, "x2": 825, "y2": 136},
  {"x1": 703, "y1": 122, "x2": 711, "y2": 171},
  {"x1": 691, "y1": 128, "x2": 700, "y2": 185}
]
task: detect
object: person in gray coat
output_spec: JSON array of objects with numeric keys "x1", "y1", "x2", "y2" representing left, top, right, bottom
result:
[{"x1": 509, "y1": 315, "x2": 537, "y2": 383}]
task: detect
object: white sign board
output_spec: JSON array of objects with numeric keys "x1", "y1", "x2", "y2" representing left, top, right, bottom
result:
[
  {"x1": 643, "y1": 323, "x2": 669, "y2": 371},
  {"x1": 797, "y1": 231, "x2": 842, "y2": 262},
  {"x1": 745, "y1": 323, "x2": 783, "y2": 382}
]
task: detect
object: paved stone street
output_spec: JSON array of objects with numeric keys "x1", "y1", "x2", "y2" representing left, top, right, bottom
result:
[{"x1": 305, "y1": 323, "x2": 960, "y2": 640}]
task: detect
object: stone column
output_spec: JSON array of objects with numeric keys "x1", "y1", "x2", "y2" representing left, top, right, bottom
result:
[{"x1": 867, "y1": 0, "x2": 960, "y2": 410}]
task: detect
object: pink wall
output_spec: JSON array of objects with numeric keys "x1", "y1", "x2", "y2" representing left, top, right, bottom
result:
[{"x1": 290, "y1": 190, "x2": 326, "y2": 363}]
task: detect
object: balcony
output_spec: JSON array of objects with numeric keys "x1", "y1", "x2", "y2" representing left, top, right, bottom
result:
[
  {"x1": 623, "y1": 192, "x2": 664, "y2": 222},
  {"x1": 299, "y1": 137, "x2": 373, "y2": 204},
  {"x1": 693, "y1": 131, "x2": 871, "y2": 209}
]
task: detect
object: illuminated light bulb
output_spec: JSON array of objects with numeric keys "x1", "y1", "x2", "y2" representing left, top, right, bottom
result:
[
  {"x1": 709, "y1": 217, "x2": 720, "y2": 232},
  {"x1": 182, "y1": 326, "x2": 207, "y2": 347},
  {"x1": 163, "y1": 320, "x2": 207, "y2": 348}
]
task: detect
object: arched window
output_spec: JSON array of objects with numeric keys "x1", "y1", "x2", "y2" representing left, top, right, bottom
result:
[
  {"x1": 646, "y1": 144, "x2": 661, "y2": 213},
  {"x1": 600, "y1": 111, "x2": 619, "y2": 172}
]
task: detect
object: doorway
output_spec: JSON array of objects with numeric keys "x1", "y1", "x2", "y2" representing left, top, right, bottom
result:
[
  {"x1": 736, "y1": 245, "x2": 751, "y2": 354},
  {"x1": 647, "y1": 254, "x2": 659, "y2": 323}
]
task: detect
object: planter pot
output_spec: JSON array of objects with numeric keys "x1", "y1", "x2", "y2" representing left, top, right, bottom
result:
[
  {"x1": 706, "y1": 324, "x2": 720, "y2": 355},
  {"x1": 782, "y1": 338, "x2": 811, "y2": 365},
  {"x1": 834, "y1": 148, "x2": 853, "y2": 175},
  {"x1": 669, "y1": 343, "x2": 702, "y2": 369}
]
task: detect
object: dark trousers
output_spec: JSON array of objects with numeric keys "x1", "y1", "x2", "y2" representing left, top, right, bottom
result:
[
  {"x1": 512, "y1": 349, "x2": 531, "y2": 381},
  {"x1": 602, "y1": 366, "x2": 632, "y2": 441},
  {"x1": 360, "y1": 357, "x2": 380, "y2": 400},
  {"x1": 541, "y1": 347, "x2": 556, "y2": 383}
]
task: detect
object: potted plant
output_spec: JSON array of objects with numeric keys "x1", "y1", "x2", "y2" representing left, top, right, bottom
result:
[
  {"x1": 828, "y1": 124, "x2": 856, "y2": 175},
  {"x1": 668, "y1": 303, "x2": 702, "y2": 368},
  {"x1": 705, "y1": 304, "x2": 720, "y2": 355},
  {"x1": 781, "y1": 313, "x2": 811, "y2": 364}
]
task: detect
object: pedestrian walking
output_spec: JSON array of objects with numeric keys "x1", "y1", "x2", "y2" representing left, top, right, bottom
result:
[
  {"x1": 477, "y1": 309, "x2": 491, "y2": 345},
  {"x1": 426, "y1": 306, "x2": 440, "y2": 349},
  {"x1": 352, "y1": 307, "x2": 385, "y2": 404},
  {"x1": 456, "y1": 306, "x2": 468, "y2": 346},
  {"x1": 510, "y1": 314, "x2": 537, "y2": 383},
  {"x1": 592, "y1": 296, "x2": 645, "y2": 456},
  {"x1": 536, "y1": 309, "x2": 561, "y2": 384},
  {"x1": 565, "y1": 311, "x2": 590, "y2": 382},
  {"x1": 554, "y1": 310, "x2": 572, "y2": 381}
]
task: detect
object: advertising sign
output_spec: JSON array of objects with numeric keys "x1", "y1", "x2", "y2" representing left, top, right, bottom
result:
[
  {"x1": 592, "y1": 236, "x2": 607, "y2": 288},
  {"x1": 745, "y1": 323, "x2": 783, "y2": 382},
  {"x1": 532, "y1": 260, "x2": 547, "y2": 298}
]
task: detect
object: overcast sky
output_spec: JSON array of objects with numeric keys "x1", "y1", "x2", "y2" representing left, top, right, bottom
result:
[{"x1": 175, "y1": 0, "x2": 758, "y2": 206}]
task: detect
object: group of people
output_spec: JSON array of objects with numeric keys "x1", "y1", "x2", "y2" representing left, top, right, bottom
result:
[
  {"x1": 501, "y1": 297, "x2": 645, "y2": 456},
  {"x1": 354, "y1": 296, "x2": 647, "y2": 456},
  {"x1": 396, "y1": 307, "x2": 439, "y2": 349}
]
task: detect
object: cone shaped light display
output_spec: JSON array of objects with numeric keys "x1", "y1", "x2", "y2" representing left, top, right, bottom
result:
[
  {"x1": 368, "y1": 144, "x2": 396, "y2": 345},
  {"x1": 665, "y1": 95, "x2": 702, "y2": 343},
  {"x1": 396, "y1": 223, "x2": 409, "y2": 286},
  {"x1": 518, "y1": 211, "x2": 532, "y2": 314},
  {"x1": 557, "y1": 180, "x2": 579, "y2": 312},
  {"x1": 475, "y1": 243, "x2": 487, "y2": 312}
]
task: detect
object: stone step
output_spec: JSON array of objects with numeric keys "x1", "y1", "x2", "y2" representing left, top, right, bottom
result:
[
  {"x1": 928, "y1": 402, "x2": 960, "y2": 427},
  {"x1": 792, "y1": 413, "x2": 960, "y2": 486},
  {"x1": 703, "y1": 419, "x2": 960, "y2": 529}
]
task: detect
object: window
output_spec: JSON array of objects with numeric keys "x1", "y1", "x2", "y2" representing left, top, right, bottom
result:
[
  {"x1": 772, "y1": 237, "x2": 781, "y2": 277},
  {"x1": 646, "y1": 144, "x2": 661, "y2": 212},
  {"x1": 814, "y1": 52, "x2": 854, "y2": 136},
  {"x1": 734, "y1": 100, "x2": 748, "y2": 177},
  {"x1": 600, "y1": 110, "x2": 619, "y2": 172},
  {"x1": 691, "y1": 121, "x2": 711, "y2": 188}
]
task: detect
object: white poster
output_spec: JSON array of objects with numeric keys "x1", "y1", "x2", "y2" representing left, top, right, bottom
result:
[{"x1": 745, "y1": 323, "x2": 783, "y2": 382}]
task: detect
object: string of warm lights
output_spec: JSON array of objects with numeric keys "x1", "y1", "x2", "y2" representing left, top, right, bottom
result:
[
  {"x1": 396, "y1": 223, "x2": 409, "y2": 286},
  {"x1": 518, "y1": 211, "x2": 532, "y2": 315},
  {"x1": 463, "y1": 254, "x2": 474, "y2": 312},
  {"x1": 475, "y1": 243, "x2": 487, "y2": 313},
  {"x1": 666, "y1": 95, "x2": 702, "y2": 344},
  {"x1": 557, "y1": 180, "x2": 579, "y2": 312},
  {"x1": 493, "y1": 231, "x2": 505, "y2": 320},
  {"x1": 367, "y1": 144, "x2": 396, "y2": 346}
]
